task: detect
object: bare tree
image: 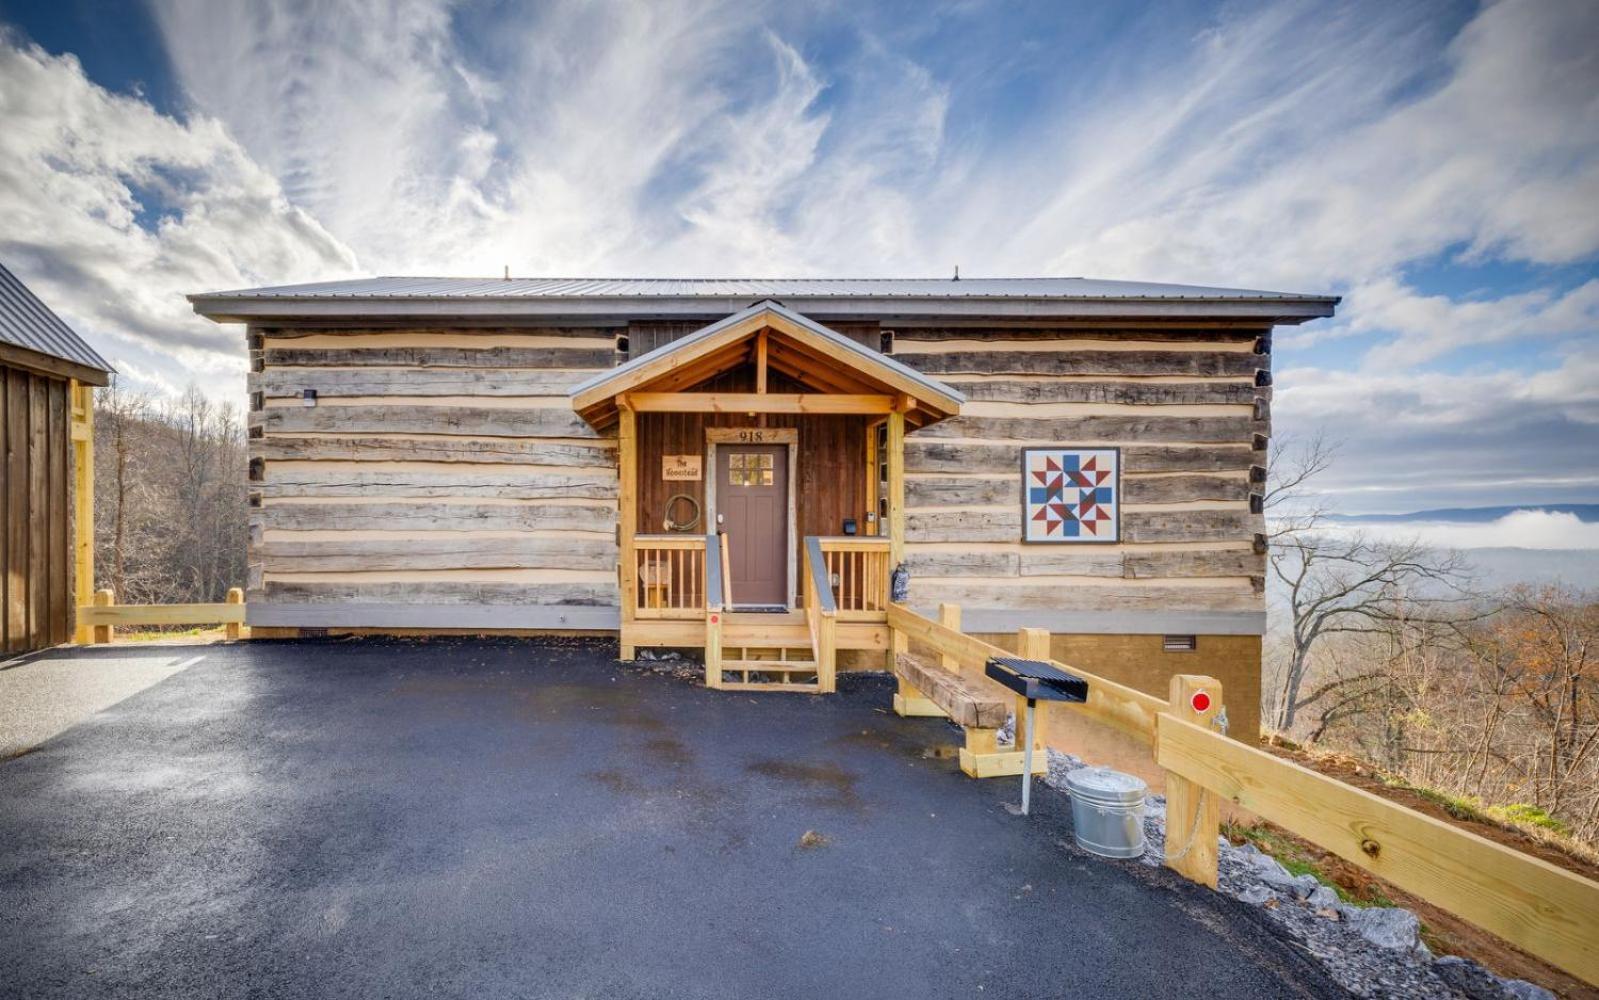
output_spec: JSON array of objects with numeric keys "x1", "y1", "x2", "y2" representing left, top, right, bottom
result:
[
  {"x1": 1264, "y1": 434, "x2": 1474, "y2": 732},
  {"x1": 92, "y1": 383, "x2": 247, "y2": 605},
  {"x1": 92, "y1": 378, "x2": 151, "y2": 598}
]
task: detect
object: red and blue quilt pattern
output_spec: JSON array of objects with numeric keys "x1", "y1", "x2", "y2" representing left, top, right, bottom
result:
[{"x1": 1022, "y1": 447, "x2": 1119, "y2": 542}]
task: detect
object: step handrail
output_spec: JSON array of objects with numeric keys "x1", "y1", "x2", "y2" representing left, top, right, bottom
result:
[
  {"x1": 704, "y1": 533, "x2": 724, "y2": 613},
  {"x1": 802, "y1": 536, "x2": 837, "y2": 693},
  {"x1": 804, "y1": 537, "x2": 837, "y2": 616}
]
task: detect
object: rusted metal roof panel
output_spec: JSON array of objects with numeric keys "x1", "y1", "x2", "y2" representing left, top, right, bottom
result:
[{"x1": 0, "y1": 262, "x2": 114, "y2": 376}]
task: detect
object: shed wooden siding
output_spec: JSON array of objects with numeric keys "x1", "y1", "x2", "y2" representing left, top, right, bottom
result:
[
  {"x1": 891, "y1": 326, "x2": 1269, "y2": 620},
  {"x1": 248, "y1": 328, "x2": 622, "y2": 626},
  {"x1": 1, "y1": 363, "x2": 72, "y2": 654}
]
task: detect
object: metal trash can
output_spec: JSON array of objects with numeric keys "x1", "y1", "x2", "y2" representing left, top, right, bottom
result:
[{"x1": 1065, "y1": 767, "x2": 1147, "y2": 859}]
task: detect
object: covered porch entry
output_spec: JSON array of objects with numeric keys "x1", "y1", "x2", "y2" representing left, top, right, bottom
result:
[{"x1": 569, "y1": 301, "x2": 963, "y2": 693}]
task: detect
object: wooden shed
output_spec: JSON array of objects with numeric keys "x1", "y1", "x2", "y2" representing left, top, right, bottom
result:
[
  {"x1": 0, "y1": 263, "x2": 112, "y2": 655},
  {"x1": 192, "y1": 276, "x2": 1336, "y2": 742}
]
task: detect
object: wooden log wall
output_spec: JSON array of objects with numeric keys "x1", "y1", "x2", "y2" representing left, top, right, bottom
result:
[
  {"x1": 892, "y1": 326, "x2": 1270, "y2": 620},
  {"x1": 1, "y1": 364, "x2": 72, "y2": 653},
  {"x1": 248, "y1": 328, "x2": 622, "y2": 624},
  {"x1": 625, "y1": 320, "x2": 880, "y2": 359}
]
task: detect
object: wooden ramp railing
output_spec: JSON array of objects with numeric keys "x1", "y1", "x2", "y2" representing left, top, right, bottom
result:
[
  {"x1": 886, "y1": 602, "x2": 1599, "y2": 987},
  {"x1": 78, "y1": 588, "x2": 246, "y2": 643}
]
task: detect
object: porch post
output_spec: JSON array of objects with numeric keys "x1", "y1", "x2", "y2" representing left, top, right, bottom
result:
[
  {"x1": 887, "y1": 407, "x2": 905, "y2": 566},
  {"x1": 618, "y1": 397, "x2": 638, "y2": 659},
  {"x1": 71, "y1": 381, "x2": 95, "y2": 644},
  {"x1": 864, "y1": 418, "x2": 881, "y2": 536},
  {"x1": 886, "y1": 407, "x2": 907, "y2": 666}
]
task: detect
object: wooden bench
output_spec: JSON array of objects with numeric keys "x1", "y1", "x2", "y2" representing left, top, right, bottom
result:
[{"x1": 892, "y1": 652, "x2": 1046, "y2": 779}]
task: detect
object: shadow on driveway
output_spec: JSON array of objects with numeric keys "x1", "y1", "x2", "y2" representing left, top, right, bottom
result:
[{"x1": 0, "y1": 637, "x2": 1347, "y2": 999}]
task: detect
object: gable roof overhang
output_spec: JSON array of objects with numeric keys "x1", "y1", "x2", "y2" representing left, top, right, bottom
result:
[
  {"x1": 188, "y1": 276, "x2": 1340, "y2": 325},
  {"x1": 0, "y1": 262, "x2": 114, "y2": 385},
  {"x1": 569, "y1": 300, "x2": 964, "y2": 430}
]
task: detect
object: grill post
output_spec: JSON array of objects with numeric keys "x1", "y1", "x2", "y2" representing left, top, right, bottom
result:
[{"x1": 1021, "y1": 697, "x2": 1037, "y2": 815}]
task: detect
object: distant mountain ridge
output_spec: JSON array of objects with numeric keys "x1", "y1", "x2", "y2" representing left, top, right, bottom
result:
[{"x1": 1327, "y1": 505, "x2": 1599, "y2": 524}]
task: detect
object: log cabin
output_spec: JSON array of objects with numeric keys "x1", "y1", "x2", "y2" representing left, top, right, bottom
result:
[
  {"x1": 0, "y1": 262, "x2": 112, "y2": 655},
  {"x1": 191, "y1": 277, "x2": 1337, "y2": 748}
]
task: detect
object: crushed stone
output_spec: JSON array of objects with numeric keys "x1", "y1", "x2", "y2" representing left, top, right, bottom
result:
[{"x1": 1043, "y1": 749, "x2": 1552, "y2": 1000}]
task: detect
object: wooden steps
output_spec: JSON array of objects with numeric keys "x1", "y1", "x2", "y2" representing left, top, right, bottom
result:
[{"x1": 716, "y1": 642, "x2": 822, "y2": 693}]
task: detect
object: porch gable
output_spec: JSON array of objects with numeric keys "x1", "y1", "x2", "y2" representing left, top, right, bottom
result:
[{"x1": 567, "y1": 299, "x2": 964, "y2": 429}]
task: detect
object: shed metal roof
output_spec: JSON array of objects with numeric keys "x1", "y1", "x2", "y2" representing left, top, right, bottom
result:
[
  {"x1": 0, "y1": 262, "x2": 114, "y2": 383},
  {"x1": 190, "y1": 275, "x2": 1339, "y2": 323}
]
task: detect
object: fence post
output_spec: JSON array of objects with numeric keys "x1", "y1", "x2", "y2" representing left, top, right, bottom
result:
[
  {"x1": 938, "y1": 603, "x2": 961, "y2": 671},
  {"x1": 1164, "y1": 673, "x2": 1223, "y2": 888},
  {"x1": 225, "y1": 587, "x2": 244, "y2": 640},
  {"x1": 91, "y1": 588, "x2": 114, "y2": 645},
  {"x1": 1016, "y1": 628, "x2": 1050, "y2": 758}
]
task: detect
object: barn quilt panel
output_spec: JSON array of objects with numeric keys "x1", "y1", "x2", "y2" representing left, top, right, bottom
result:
[{"x1": 1022, "y1": 447, "x2": 1120, "y2": 543}]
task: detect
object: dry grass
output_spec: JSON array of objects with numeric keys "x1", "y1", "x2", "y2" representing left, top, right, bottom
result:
[{"x1": 1261, "y1": 731, "x2": 1599, "y2": 869}]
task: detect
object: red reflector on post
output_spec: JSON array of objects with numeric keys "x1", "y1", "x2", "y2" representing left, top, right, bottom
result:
[{"x1": 1191, "y1": 690, "x2": 1212, "y2": 714}]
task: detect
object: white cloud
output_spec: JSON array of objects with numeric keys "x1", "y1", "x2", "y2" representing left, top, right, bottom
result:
[
  {"x1": 1276, "y1": 275, "x2": 1599, "y2": 367},
  {"x1": 2, "y1": 0, "x2": 1596, "y2": 515},
  {"x1": 0, "y1": 37, "x2": 358, "y2": 396},
  {"x1": 1315, "y1": 510, "x2": 1599, "y2": 551}
]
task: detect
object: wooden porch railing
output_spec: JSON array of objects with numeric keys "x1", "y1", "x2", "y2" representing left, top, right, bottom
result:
[
  {"x1": 801, "y1": 537, "x2": 837, "y2": 693},
  {"x1": 887, "y1": 602, "x2": 1599, "y2": 987},
  {"x1": 79, "y1": 587, "x2": 246, "y2": 643},
  {"x1": 814, "y1": 537, "x2": 890, "y2": 620},
  {"x1": 632, "y1": 535, "x2": 709, "y2": 619}
]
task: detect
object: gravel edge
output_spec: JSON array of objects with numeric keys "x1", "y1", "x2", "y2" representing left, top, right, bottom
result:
[{"x1": 1043, "y1": 750, "x2": 1556, "y2": 1000}]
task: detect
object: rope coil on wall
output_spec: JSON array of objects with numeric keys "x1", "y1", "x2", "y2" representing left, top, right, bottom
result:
[{"x1": 662, "y1": 493, "x2": 701, "y2": 532}]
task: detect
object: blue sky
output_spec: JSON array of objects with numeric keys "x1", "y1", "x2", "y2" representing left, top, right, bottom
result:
[{"x1": 0, "y1": 0, "x2": 1595, "y2": 517}]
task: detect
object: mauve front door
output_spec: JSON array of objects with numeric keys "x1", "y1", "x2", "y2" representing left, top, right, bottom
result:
[{"x1": 717, "y1": 444, "x2": 788, "y2": 607}]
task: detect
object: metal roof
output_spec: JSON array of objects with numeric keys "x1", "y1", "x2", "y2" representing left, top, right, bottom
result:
[
  {"x1": 190, "y1": 275, "x2": 1339, "y2": 323},
  {"x1": 194, "y1": 275, "x2": 1333, "y2": 301},
  {"x1": 0, "y1": 262, "x2": 114, "y2": 379},
  {"x1": 568, "y1": 299, "x2": 966, "y2": 412}
]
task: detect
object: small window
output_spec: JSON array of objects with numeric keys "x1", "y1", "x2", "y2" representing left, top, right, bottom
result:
[
  {"x1": 728, "y1": 453, "x2": 773, "y2": 487},
  {"x1": 1163, "y1": 635, "x2": 1197, "y2": 653}
]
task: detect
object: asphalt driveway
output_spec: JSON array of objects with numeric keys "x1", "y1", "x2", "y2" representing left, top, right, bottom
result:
[{"x1": 0, "y1": 638, "x2": 1345, "y2": 999}]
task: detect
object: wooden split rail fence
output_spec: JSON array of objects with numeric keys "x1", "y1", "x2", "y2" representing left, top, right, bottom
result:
[
  {"x1": 78, "y1": 587, "x2": 246, "y2": 643},
  {"x1": 886, "y1": 602, "x2": 1599, "y2": 987}
]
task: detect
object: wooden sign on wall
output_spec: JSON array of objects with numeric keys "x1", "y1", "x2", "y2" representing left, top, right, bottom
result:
[{"x1": 662, "y1": 455, "x2": 702, "y2": 481}]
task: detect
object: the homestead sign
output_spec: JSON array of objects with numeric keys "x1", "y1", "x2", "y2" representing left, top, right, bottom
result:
[{"x1": 191, "y1": 276, "x2": 1337, "y2": 745}]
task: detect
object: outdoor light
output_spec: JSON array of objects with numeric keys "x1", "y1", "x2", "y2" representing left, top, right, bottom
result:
[{"x1": 301, "y1": 389, "x2": 317, "y2": 407}]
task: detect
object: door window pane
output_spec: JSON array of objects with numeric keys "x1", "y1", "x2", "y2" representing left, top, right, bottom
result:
[{"x1": 728, "y1": 451, "x2": 773, "y2": 487}]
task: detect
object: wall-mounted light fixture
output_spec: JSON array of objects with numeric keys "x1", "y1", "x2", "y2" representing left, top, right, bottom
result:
[{"x1": 302, "y1": 389, "x2": 318, "y2": 407}]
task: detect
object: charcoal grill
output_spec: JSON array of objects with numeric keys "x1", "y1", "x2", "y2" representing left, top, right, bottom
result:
[{"x1": 985, "y1": 656, "x2": 1089, "y2": 815}]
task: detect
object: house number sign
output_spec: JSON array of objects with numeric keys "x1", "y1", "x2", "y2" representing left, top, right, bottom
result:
[{"x1": 662, "y1": 455, "x2": 702, "y2": 481}]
